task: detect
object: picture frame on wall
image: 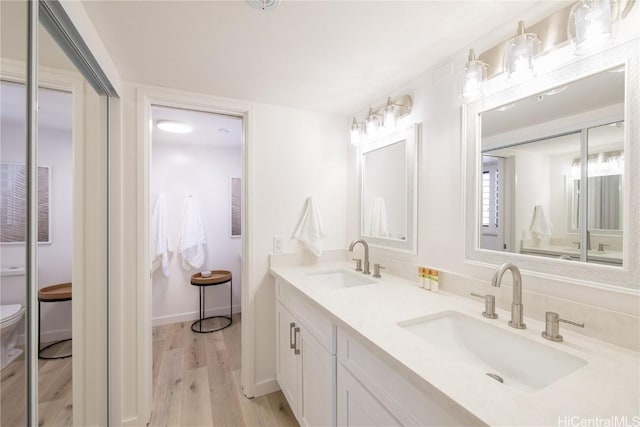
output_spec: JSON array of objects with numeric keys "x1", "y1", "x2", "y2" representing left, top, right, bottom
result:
[
  {"x1": 0, "y1": 162, "x2": 52, "y2": 244},
  {"x1": 230, "y1": 177, "x2": 241, "y2": 237}
]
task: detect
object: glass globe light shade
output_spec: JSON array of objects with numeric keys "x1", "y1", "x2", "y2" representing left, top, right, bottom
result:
[
  {"x1": 461, "y1": 49, "x2": 487, "y2": 101},
  {"x1": 569, "y1": 0, "x2": 613, "y2": 56},
  {"x1": 503, "y1": 21, "x2": 540, "y2": 82}
]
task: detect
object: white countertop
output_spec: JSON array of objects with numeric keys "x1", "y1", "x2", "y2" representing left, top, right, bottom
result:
[{"x1": 270, "y1": 261, "x2": 640, "y2": 427}]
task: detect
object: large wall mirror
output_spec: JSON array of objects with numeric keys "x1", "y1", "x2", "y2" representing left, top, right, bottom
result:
[
  {"x1": 358, "y1": 124, "x2": 419, "y2": 253},
  {"x1": 465, "y1": 39, "x2": 639, "y2": 289}
]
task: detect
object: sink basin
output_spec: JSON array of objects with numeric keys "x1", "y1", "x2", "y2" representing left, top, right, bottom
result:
[
  {"x1": 398, "y1": 311, "x2": 587, "y2": 392},
  {"x1": 307, "y1": 269, "x2": 376, "y2": 289}
]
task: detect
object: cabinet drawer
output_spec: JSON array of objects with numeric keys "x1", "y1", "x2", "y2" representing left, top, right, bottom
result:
[
  {"x1": 276, "y1": 279, "x2": 336, "y2": 354},
  {"x1": 337, "y1": 328, "x2": 481, "y2": 426}
]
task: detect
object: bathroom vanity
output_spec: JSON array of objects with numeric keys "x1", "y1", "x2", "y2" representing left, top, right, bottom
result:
[{"x1": 271, "y1": 259, "x2": 640, "y2": 426}]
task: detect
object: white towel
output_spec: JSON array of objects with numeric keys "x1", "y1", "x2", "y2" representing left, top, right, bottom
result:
[
  {"x1": 529, "y1": 205, "x2": 552, "y2": 239},
  {"x1": 293, "y1": 197, "x2": 327, "y2": 257},
  {"x1": 151, "y1": 193, "x2": 172, "y2": 277},
  {"x1": 369, "y1": 197, "x2": 390, "y2": 238},
  {"x1": 178, "y1": 195, "x2": 207, "y2": 270}
]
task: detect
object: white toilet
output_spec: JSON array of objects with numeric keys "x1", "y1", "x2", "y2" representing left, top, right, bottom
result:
[{"x1": 1, "y1": 304, "x2": 25, "y2": 370}]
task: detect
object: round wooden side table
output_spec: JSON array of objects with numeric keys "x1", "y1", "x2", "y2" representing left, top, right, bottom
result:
[
  {"x1": 38, "y1": 283, "x2": 72, "y2": 359},
  {"x1": 190, "y1": 271, "x2": 233, "y2": 333}
]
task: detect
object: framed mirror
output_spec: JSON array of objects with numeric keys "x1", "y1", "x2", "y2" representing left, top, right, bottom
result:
[
  {"x1": 464, "y1": 39, "x2": 639, "y2": 289},
  {"x1": 358, "y1": 123, "x2": 419, "y2": 253}
]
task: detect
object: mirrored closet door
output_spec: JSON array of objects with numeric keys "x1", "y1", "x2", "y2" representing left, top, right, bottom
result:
[{"x1": 1, "y1": 1, "x2": 116, "y2": 424}]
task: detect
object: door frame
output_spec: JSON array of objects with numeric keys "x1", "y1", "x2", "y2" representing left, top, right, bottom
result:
[{"x1": 136, "y1": 86, "x2": 256, "y2": 421}]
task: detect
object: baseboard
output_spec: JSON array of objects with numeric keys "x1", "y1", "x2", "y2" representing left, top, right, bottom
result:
[
  {"x1": 254, "y1": 378, "x2": 280, "y2": 397},
  {"x1": 152, "y1": 305, "x2": 241, "y2": 327},
  {"x1": 18, "y1": 328, "x2": 71, "y2": 345}
]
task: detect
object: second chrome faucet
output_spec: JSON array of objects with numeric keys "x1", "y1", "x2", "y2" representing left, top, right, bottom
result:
[
  {"x1": 490, "y1": 263, "x2": 526, "y2": 329},
  {"x1": 349, "y1": 239, "x2": 370, "y2": 275}
]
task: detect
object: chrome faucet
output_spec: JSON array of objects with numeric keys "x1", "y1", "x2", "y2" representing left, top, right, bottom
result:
[
  {"x1": 490, "y1": 263, "x2": 526, "y2": 329},
  {"x1": 348, "y1": 239, "x2": 370, "y2": 275}
]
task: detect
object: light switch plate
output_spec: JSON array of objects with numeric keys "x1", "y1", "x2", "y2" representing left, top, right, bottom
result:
[{"x1": 273, "y1": 236, "x2": 283, "y2": 254}]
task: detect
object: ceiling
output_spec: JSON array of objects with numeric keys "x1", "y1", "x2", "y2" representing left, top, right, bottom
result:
[
  {"x1": 80, "y1": 0, "x2": 552, "y2": 116},
  {"x1": 152, "y1": 106, "x2": 243, "y2": 149},
  {"x1": 482, "y1": 66, "x2": 625, "y2": 138}
]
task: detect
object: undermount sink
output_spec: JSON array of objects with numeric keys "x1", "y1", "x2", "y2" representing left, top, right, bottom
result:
[
  {"x1": 307, "y1": 269, "x2": 376, "y2": 289},
  {"x1": 398, "y1": 311, "x2": 587, "y2": 392}
]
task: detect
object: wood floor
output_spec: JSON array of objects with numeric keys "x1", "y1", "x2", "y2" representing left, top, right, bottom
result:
[
  {"x1": 1, "y1": 340, "x2": 73, "y2": 427},
  {"x1": 150, "y1": 313, "x2": 298, "y2": 427},
  {"x1": 1, "y1": 314, "x2": 297, "y2": 427}
]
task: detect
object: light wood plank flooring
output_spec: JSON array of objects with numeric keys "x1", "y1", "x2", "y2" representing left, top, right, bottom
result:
[
  {"x1": 2, "y1": 314, "x2": 297, "y2": 427},
  {"x1": 1, "y1": 340, "x2": 73, "y2": 427},
  {"x1": 150, "y1": 313, "x2": 299, "y2": 427}
]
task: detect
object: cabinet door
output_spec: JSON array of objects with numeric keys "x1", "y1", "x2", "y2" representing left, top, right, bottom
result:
[
  {"x1": 299, "y1": 326, "x2": 336, "y2": 427},
  {"x1": 337, "y1": 364, "x2": 403, "y2": 427},
  {"x1": 276, "y1": 302, "x2": 299, "y2": 416}
]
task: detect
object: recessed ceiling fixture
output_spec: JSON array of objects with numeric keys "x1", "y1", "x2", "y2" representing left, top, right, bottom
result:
[
  {"x1": 218, "y1": 128, "x2": 230, "y2": 133},
  {"x1": 248, "y1": 0, "x2": 281, "y2": 11},
  {"x1": 157, "y1": 120, "x2": 193, "y2": 134}
]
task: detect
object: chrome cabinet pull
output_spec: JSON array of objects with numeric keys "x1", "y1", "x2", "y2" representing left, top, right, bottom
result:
[
  {"x1": 294, "y1": 327, "x2": 301, "y2": 355},
  {"x1": 289, "y1": 322, "x2": 296, "y2": 349}
]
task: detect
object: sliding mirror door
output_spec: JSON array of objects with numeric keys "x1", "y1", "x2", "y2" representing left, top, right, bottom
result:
[{"x1": 0, "y1": 0, "x2": 28, "y2": 423}]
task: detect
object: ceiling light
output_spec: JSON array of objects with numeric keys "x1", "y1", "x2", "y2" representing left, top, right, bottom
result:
[
  {"x1": 461, "y1": 49, "x2": 487, "y2": 102},
  {"x1": 157, "y1": 120, "x2": 192, "y2": 134},
  {"x1": 503, "y1": 21, "x2": 540, "y2": 82},
  {"x1": 569, "y1": 0, "x2": 613, "y2": 56},
  {"x1": 248, "y1": 0, "x2": 281, "y2": 11},
  {"x1": 537, "y1": 85, "x2": 568, "y2": 101},
  {"x1": 218, "y1": 127, "x2": 230, "y2": 133},
  {"x1": 497, "y1": 103, "x2": 516, "y2": 112}
]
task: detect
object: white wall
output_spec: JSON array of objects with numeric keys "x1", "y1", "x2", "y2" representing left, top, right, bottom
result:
[
  {"x1": 0, "y1": 123, "x2": 73, "y2": 341},
  {"x1": 151, "y1": 141, "x2": 242, "y2": 324},
  {"x1": 251, "y1": 102, "x2": 348, "y2": 391}
]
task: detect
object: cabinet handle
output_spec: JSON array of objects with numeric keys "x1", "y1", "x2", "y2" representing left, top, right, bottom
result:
[
  {"x1": 289, "y1": 322, "x2": 296, "y2": 349},
  {"x1": 294, "y1": 327, "x2": 301, "y2": 355}
]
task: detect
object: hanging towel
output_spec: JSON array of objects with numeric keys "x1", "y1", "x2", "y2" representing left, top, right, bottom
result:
[
  {"x1": 529, "y1": 205, "x2": 552, "y2": 239},
  {"x1": 293, "y1": 197, "x2": 327, "y2": 257},
  {"x1": 369, "y1": 196, "x2": 390, "y2": 238},
  {"x1": 178, "y1": 195, "x2": 207, "y2": 270},
  {"x1": 151, "y1": 193, "x2": 172, "y2": 277}
]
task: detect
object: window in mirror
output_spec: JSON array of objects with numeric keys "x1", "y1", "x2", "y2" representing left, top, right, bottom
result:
[{"x1": 480, "y1": 66, "x2": 624, "y2": 266}]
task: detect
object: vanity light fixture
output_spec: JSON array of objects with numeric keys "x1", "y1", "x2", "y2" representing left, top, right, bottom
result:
[
  {"x1": 349, "y1": 95, "x2": 413, "y2": 145},
  {"x1": 157, "y1": 120, "x2": 193, "y2": 134},
  {"x1": 350, "y1": 117, "x2": 363, "y2": 145},
  {"x1": 503, "y1": 21, "x2": 540, "y2": 82},
  {"x1": 461, "y1": 49, "x2": 488, "y2": 102},
  {"x1": 365, "y1": 108, "x2": 379, "y2": 136},
  {"x1": 569, "y1": 0, "x2": 613, "y2": 56}
]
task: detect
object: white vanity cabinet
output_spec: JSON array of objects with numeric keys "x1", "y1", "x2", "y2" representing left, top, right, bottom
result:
[
  {"x1": 275, "y1": 277, "x2": 477, "y2": 427},
  {"x1": 276, "y1": 281, "x2": 336, "y2": 427}
]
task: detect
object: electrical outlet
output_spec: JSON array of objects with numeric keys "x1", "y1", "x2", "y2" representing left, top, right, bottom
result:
[{"x1": 273, "y1": 236, "x2": 283, "y2": 254}]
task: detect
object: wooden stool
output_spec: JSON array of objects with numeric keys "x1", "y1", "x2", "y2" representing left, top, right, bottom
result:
[
  {"x1": 38, "y1": 283, "x2": 72, "y2": 359},
  {"x1": 190, "y1": 271, "x2": 232, "y2": 333}
]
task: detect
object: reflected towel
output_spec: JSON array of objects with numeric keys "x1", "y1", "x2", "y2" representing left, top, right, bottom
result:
[
  {"x1": 178, "y1": 195, "x2": 207, "y2": 270},
  {"x1": 529, "y1": 205, "x2": 552, "y2": 239},
  {"x1": 369, "y1": 196, "x2": 390, "y2": 238},
  {"x1": 293, "y1": 197, "x2": 326, "y2": 257},
  {"x1": 151, "y1": 193, "x2": 172, "y2": 277}
]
